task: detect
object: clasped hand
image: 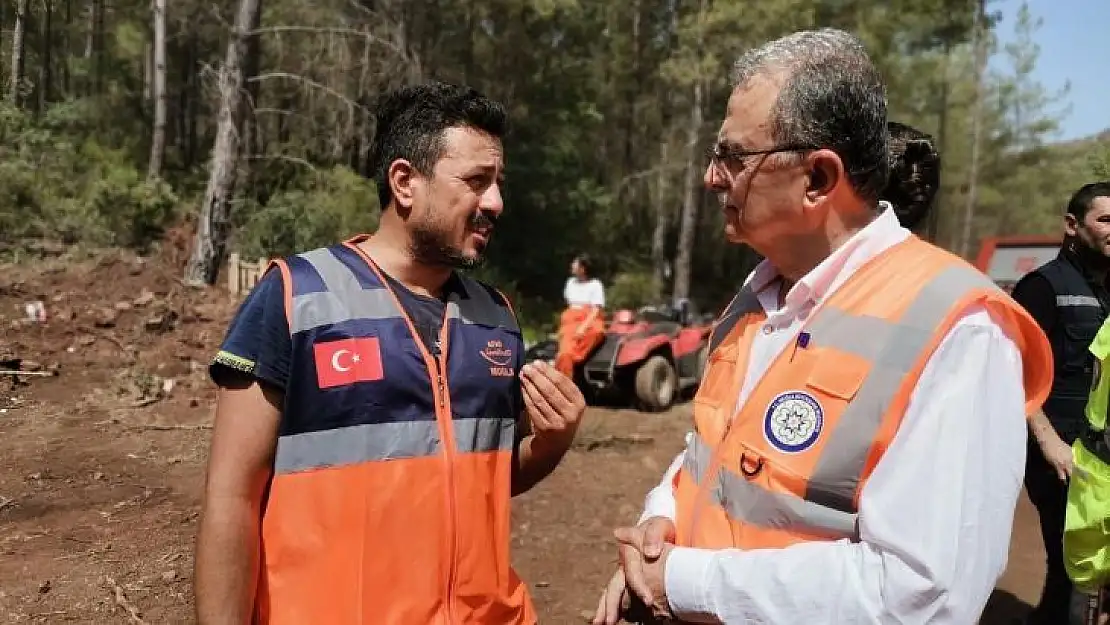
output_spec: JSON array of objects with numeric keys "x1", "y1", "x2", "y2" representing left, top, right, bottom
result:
[{"x1": 593, "y1": 516, "x2": 677, "y2": 625}]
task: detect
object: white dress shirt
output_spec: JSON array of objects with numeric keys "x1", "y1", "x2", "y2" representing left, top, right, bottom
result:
[{"x1": 640, "y1": 205, "x2": 1030, "y2": 624}]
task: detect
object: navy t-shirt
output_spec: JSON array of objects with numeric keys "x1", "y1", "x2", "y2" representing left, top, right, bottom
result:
[{"x1": 210, "y1": 265, "x2": 524, "y2": 428}]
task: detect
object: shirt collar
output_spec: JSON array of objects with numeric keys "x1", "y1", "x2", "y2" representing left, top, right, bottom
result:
[{"x1": 744, "y1": 201, "x2": 910, "y2": 313}]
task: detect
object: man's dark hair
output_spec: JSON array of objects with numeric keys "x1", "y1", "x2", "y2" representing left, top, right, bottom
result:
[
  {"x1": 370, "y1": 80, "x2": 509, "y2": 210},
  {"x1": 731, "y1": 28, "x2": 889, "y2": 202},
  {"x1": 1066, "y1": 181, "x2": 1110, "y2": 220},
  {"x1": 882, "y1": 121, "x2": 940, "y2": 230}
]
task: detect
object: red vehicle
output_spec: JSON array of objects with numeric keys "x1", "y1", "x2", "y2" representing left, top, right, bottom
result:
[
  {"x1": 525, "y1": 300, "x2": 714, "y2": 411},
  {"x1": 974, "y1": 235, "x2": 1061, "y2": 292}
]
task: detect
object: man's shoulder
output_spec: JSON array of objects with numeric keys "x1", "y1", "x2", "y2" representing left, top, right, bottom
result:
[{"x1": 458, "y1": 274, "x2": 513, "y2": 308}]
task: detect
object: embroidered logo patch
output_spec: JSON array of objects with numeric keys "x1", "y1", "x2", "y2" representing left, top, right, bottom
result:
[
  {"x1": 764, "y1": 391, "x2": 823, "y2": 453},
  {"x1": 480, "y1": 339, "x2": 515, "y2": 377}
]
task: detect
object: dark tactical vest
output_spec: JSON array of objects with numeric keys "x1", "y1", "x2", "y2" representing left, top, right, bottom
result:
[{"x1": 1028, "y1": 251, "x2": 1109, "y2": 439}]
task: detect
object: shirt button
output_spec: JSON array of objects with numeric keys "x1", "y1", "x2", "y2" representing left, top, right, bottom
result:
[{"x1": 763, "y1": 324, "x2": 774, "y2": 335}]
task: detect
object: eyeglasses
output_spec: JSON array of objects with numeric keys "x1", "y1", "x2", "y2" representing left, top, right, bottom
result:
[{"x1": 705, "y1": 143, "x2": 819, "y2": 169}]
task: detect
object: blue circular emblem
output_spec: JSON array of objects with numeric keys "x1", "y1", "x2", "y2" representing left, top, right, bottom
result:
[{"x1": 763, "y1": 391, "x2": 824, "y2": 453}]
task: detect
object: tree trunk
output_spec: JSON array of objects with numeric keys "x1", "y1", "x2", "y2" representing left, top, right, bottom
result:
[
  {"x1": 147, "y1": 0, "x2": 166, "y2": 179},
  {"x1": 958, "y1": 0, "x2": 987, "y2": 257},
  {"x1": 183, "y1": 0, "x2": 263, "y2": 286},
  {"x1": 651, "y1": 140, "x2": 671, "y2": 301},
  {"x1": 671, "y1": 78, "x2": 704, "y2": 301},
  {"x1": 9, "y1": 0, "x2": 27, "y2": 105},
  {"x1": 924, "y1": 43, "x2": 951, "y2": 244},
  {"x1": 236, "y1": 0, "x2": 263, "y2": 196},
  {"x1": 38, "y1": 0, "x2": 54, "y2": 112}
]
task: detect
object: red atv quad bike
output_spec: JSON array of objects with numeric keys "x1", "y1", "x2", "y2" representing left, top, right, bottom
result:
[{"x1": 525, "y1": 300, "x2": 714, "y2": 411}]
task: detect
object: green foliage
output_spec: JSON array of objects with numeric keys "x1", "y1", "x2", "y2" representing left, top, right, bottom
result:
[
  {"x1": 0, "y1": 102, "x2": 178, "y2": 251},
  {"x1": 0, "y1": 0, "x2": 1105, "y2": 312},
  {"x1": 1091, "y1": 146, "x2": 1110, "y2": 179},
  {"x1": 607, "y1": 270, "x2": 659, "y2": 311},
  {"x1": 234, "y1": 166, "x2": 379, "y2": 259}
]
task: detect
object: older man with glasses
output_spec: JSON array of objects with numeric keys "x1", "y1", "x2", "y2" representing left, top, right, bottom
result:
[{"x1": 593, "y1": 28, "x2": 1054, "y2": 625}]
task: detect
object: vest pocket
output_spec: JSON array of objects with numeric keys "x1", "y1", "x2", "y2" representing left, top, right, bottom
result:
[
  {"x1": 1063, "y1": 323, "x2": 1101, "y2": 373},
  {"x1": 804, "y1": 349, "x2": 867, "y2": 402}
]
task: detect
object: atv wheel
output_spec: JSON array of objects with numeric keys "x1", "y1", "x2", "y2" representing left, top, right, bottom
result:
[
  {"x1": 634, "y1": 354, "x2": 678, "y2": 411},
  {"x1": 695, "y1": 344, "x2": 709, "y2": 380}
]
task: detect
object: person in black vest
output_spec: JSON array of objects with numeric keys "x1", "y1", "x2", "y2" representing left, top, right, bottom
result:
[{"x1": 1011, "y1": 181, "x2": 1110, "y2": 625}]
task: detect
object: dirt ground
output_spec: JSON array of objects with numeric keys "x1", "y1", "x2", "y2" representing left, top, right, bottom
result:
[{"x1": 0, "y1": 248, "x2": 1048, "y2": 624}]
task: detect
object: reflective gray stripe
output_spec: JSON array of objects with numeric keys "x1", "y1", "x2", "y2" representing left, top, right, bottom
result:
[
  {"x1": 718, "y1": 468, "x2": 858, "y2": 538},
  {"x1": 290, "y1": 248, "x2": 517, "y2": 334},
  {"x1": 685, "y1": 265, "x2": 996, "y2": 535},
  {"x1": 683, "y1": 430, "x2": 712, "y2": 484},
  {"x1": 1057, "y1": 295, "x2": 1102, "y2": 307},
  {"x1": 452, "y1": 416, "x2": 516, "y2": 453},
  {"x1": 805, "y1": 265, "x2": 997, "y2": 511},
  {"x1": 682, "y1": 432, "x2": 857, "y2": 538},
  {"x1": 274, "y1": 417, "x2": 514, "y2": 474},
  {"x1": 802, "y1": 308, "x2": 896, "y2": 362},
  {"x1": 709, "y1": 286, "x2": 761, "y2": 353},
  {"x1": 274, "y1": 420, "x2": 441, "y2": 474},
  {"x1": 450, "y1": 278, "x2": 520, "y2": 331},
  {"x1": 290, "y1": 248, "x2": 400, "y2": 333}
]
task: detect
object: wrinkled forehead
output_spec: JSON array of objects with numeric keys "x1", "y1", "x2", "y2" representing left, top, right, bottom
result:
[
  {"x1": 718, "y1": 72, "x2": 785, "y2": 149},
  {"x1": 436, "y1": 126, "x2": 504, "y2": 169}
]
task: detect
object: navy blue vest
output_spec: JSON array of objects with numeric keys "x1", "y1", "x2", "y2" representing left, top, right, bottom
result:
[{"x1": 275, "y1": 242, "x2": 524, "y2": 473}]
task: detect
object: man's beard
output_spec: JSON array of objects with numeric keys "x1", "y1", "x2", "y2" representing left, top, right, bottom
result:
[
  {"x1": 1072, "y1": 237, "x2": 1110, "y2": 272},
  {"x1": 409, "y1": 220, "x2": 486, "y2": 270}
]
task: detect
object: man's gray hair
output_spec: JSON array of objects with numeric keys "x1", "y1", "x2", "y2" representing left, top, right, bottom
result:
[{"x1": 732, "y1": 28, "x2": 889, "y2": 202}]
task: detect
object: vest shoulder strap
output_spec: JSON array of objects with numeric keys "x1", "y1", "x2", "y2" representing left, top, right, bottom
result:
[
  {"x1": 1036, "y1": 256, "x2": 1098, "y2": 303},
  {"x1": 454, "y1": 275, "x2": 521, "y2": 334},
  {"x1": 283, "y1": 245, "x2": 398, "y2": 335},
  {"x1": 708, "y1": 284, "x2": 763, "y2": 354}
]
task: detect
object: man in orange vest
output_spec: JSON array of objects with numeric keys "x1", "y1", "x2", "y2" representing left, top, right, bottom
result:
[
  {"x1": 593, "y1": 28, "x2": 1053, "y2": 625},
  {"x1": 193, "y1": 80, "x2": 586, "y2": 625}
]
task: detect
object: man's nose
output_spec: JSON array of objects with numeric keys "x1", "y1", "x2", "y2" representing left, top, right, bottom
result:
[
  {"x1": 703, "y1": 163, "x2": 724, "y2": 191},
  {"x1": 480, "y1": 183, "x2": 504, "y2": 215}
]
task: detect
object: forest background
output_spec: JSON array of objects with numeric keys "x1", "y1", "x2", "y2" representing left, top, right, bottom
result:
[{"x1": 2, "y1": 0, "x2": 1108, "y2": 339}]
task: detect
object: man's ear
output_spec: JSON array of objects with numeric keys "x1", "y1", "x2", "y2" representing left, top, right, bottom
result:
[
  {"x1": 803, "y1": 149, "x2": 842, "y2": 206},
  {"x1": 388, "y1": 159, "x2": 417, "y2": 210},
  {"x1": 1064, "y1": 213, "x2": 1080, "y2": 238}
]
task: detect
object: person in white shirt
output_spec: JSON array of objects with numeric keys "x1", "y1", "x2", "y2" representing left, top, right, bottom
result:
[
  {"x1": 592, "y1": 28, "x2": 1052, "y2": 625},
  {"x1": 555, "y1": 254, "x2": 607, "y2": 376}
]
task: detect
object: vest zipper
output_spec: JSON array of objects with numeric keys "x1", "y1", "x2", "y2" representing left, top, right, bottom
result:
[
  {"x1": 434, "y1": 320, "x2": 459, "y2": 625},
  {"x1": 341, "y1": 241, "x2": 461, "y2": 622}
]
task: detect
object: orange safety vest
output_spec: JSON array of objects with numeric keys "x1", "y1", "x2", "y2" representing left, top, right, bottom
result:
[
  {"x1": 255, "y1": 237, "x2": 536, "y2": 625},
  {"x1": 673, "y1": 235, "x2": 1053, "y2": 550}
]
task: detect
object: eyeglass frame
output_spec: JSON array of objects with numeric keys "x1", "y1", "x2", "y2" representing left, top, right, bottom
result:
[{"x1": 704, "y1": 142, "x2": 822, "y2": 179}]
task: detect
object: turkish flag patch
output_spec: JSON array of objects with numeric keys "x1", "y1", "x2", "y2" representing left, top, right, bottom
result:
[{"x1": 312, "y1": 337, "x2": 384, "y2": 388}]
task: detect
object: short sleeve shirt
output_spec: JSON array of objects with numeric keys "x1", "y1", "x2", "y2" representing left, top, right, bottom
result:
[
  {"x1": 563, "y1": 277, "x2": 605, "y2": 307},
  {"x1": 210, "y1": 264, "x2": 523, "y2": 419}
]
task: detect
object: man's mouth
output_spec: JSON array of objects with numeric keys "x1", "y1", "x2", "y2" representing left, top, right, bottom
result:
[{"x1": 469, "y1": 212, "x2": 496, "y2": 241}]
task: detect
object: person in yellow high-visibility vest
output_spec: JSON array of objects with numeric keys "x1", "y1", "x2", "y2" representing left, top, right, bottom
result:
[{"x1": 1066, "y1": 317, "x2": 1110, "y2": 624}]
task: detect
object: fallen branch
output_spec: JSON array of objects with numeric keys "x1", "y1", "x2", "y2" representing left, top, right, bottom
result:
[
  {"x1": 0, "y1": 496, "x2": 15, "y2": 512},
  {"x1": 130, "y1": 423, "x2": 212, "y2": 431},
  {"x1": 579, "y1": 433, "x2": 655, "y2": 451},
  {"x1": 0, "y1": 369, "x2": 56, "y2": 377},
  {"x1": 105, "y1": 577, "x2": 147, "y2": 625}
]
